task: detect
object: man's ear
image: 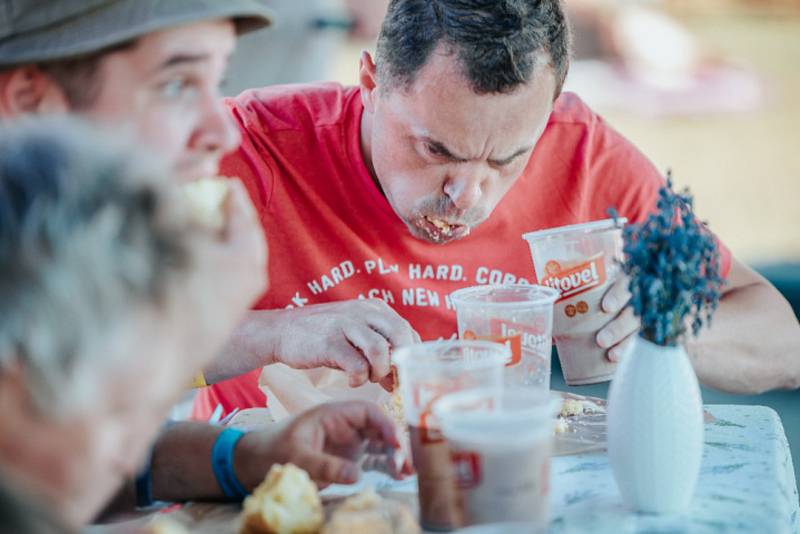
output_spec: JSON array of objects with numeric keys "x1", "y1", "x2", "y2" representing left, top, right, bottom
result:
[
  {"x1": 0, "y1": 66, "x2": 70, "y2": 118},
  {"x1": 0, "y1": 358, "x2": 37, "y2": 419},
  {"x1": 358, "y1": 50, "x2": 379, "y2": 113}
]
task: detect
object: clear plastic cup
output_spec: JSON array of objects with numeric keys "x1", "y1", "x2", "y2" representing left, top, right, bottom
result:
[
  {"x1": 522, "y1": 218, "x2": 626, "y2": 385},
  {"x1": 449, "y1": 284, "x2": 559, "y2": 390},
  {"x1": 434, "y1": 387, "x2": 562, "y2": 530},
  {"x1": 393, "y1": 341, "x2": 509, "y2": 532}
]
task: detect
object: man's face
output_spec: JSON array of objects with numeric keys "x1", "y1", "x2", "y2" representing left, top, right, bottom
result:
[
  {"x1": 363, "y1": 47, "x2": 556, "y2": 244},
  {"x1": 82, "y1": 20, "x2": 239, "y2": 181},
  {"x1": 30, "y1": 315, "x2": 190, "y2": 526}
]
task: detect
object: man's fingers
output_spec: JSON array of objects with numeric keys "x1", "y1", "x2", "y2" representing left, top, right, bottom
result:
[
  {"x1": 328, "y1": 340, "x2": 371, "y2": 387},
  {"x1": 364, "y1": 299, "x2": 420, "y2": 350},
  {"x1": 342, "y1": 323, "x2": 392, "y2": 383},
  {"x1": 601, "y1": 276, "x2": 631, "y2": 314},
  {"x1": 296, "y1": 449, "x2": 361, "y2": 486},
  {"x1": 608, "y1": 332, "x2": 636, "y2": 363},
  {"x1": 223, "y1": 180, "x2": 259, "y2": 236},
  {"x1": 597, "y1": 306, "x2": 640, "y2": 350},
  {"x1": 379, "y1": 373, "x2": 395, "y2": 392},
  {"x1": 327, "y1": 400, "x2": 400, "y2": 449}
]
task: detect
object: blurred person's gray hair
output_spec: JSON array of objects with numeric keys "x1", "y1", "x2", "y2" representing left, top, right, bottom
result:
[
  {"x1": 376, "y1": 0, "x2": 572, "y2": 97},
  {"x1": 0, "y1": 116, "x2": 190, "y2": 416}
]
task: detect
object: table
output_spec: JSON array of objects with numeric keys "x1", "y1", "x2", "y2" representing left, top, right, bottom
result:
[
  {"x1": 92, "y1": 405, "x2": 799, "y2": 533},
  {"x1": 547, "y1": 405, "x2": 799, "y2": 533},
  {"x1": 330, "y1": 405, "x2": 800, "y2": 533}
]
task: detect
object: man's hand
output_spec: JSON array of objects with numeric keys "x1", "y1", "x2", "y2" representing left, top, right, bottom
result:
[
  {"x1": 235, "y1": 401, "x2": 411, "y2": 488},
  {"x1": 596, "y1": 276, "x2": 640, "y2": 363},
  {"x1": 206, "y1": 299, "x2": 420, "y2": 389},
  {"x1": 180, "y1": 180, "x2": 269, "y2": 371}
]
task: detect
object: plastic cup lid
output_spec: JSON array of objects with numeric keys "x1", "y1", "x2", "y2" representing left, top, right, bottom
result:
[
  {"x1": 522, "y1": 217, "x2": 627, "y2": 243},
  {"x1": 449, "y1": 284, "x2": 559, "y2": 309}
]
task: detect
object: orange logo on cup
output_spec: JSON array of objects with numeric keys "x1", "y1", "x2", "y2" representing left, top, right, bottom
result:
[
  {"x1": 451, "y1": 451, "x2": 482, "y2": 489},
  {"x1": 545, "y1": 260, "x2": 562, "y2": 277},
  {"x1": 541, "y1": 253, "x2": 607, "y2": 302},
  {"x1": 413, "y1": 382, "x2": 456, "y2": 444},
  {"x1": 577, "y1": 301, "x2": 589, "y2": 314},
  {"x1": 565, "y1": 305, "x2": 577, "y2": 317},
  {"x1": 463, "y1": 330, "x2": 522, "y2": 367}
]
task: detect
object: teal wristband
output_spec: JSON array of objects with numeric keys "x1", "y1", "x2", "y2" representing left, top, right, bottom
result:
[{"x1": 211, "y1": 428, "x2": 249, "y2": 501}]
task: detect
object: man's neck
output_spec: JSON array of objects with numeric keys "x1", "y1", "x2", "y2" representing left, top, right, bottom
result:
[{"x1": 359, "y1": 105, "x2": 383, "y2": 193}]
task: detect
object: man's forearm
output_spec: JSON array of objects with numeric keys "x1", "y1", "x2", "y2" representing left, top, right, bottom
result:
[
  {"x1": 151, "y1": 422, "x2": 226, "y2": 501},
  {"x1": 150, "y1": 421, "x2": 283, "y2": 502},
  {"x1": 202, "y1": 310, "x2": 281, "y2": 385},
  {"x1": 689, "y1": 281, "x2": 800, "y2": 395}
]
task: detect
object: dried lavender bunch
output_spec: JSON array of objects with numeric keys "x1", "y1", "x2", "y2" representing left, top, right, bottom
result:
[{"x1": 610, "y1": 172, "x2": 724, "y2": 347}]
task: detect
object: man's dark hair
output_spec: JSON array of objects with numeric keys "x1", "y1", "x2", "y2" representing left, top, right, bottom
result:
[
  {"x1": 376, "y1": 0, "x2": 572, "y2": 97},
  {"x1": 36, "y1": 40, "x2": 137, "y2": 109}
]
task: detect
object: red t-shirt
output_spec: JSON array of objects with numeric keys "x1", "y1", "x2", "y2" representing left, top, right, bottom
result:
[{"x1": 194, "y1": 83, "x2": 731, "y2": 418}]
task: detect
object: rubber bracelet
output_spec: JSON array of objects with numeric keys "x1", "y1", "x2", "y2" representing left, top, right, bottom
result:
[
  {"x1": 134, "y1": 445, "x2": 155, "y2": 508},
  {"x1": 190, "y1": 371, "x2": 207, "y2": 389},
  {"x1": 211, "y1": 428, "x2": 249, "y2": 500}
]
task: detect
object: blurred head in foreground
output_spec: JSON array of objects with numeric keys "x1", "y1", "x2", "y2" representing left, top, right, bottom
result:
[{"x1": 0, "y1": 116, "x2": 257, "y2": 527}]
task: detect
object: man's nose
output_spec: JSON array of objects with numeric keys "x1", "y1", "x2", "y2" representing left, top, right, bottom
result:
[
  {"x1": 189, "y1": 91, "x2": 241, "y2": 157},
  {"x1": 443, "y1": 165, "x2": 488, "y2": 211}
]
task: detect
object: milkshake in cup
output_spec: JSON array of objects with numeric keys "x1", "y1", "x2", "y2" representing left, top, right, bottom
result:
[
  {"x1": 450, "y1": 284, "x2": 559, "y2": 390},
  {"x1": 393, "y1": 341, "x2": 508, "y2": 532},
  {"x1": 434, "y1": 388, "x2": 561, "y2": 531},
  {"x1": 522, "y1": 218, "x2": 626, "y2": 385}
]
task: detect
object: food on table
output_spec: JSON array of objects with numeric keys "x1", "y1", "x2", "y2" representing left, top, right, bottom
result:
[
  {"x1": 560, "y1": 397, "x2": 605, "y2": 417},
  {"x1": 380, "y1": 390, "x2": 405, "y2": 429},
  {"x1": 561, "y1": 398, "x2": 585, "y2": 417},
  {"x1": 148, "y1": 518, "x2": 190, "y2": 534},
  {"x1": 240, "y1": 463, "x2": 323, "y2": 534},
  {"x1": 182, "y1": 177, "x2": 230, "y2": 231},
  {"x1": 554, "y1": 417, "x2": 569, "y2": 434},
  {"x1": 322, "y1": 488, "x2": 419, "y2": 534}
]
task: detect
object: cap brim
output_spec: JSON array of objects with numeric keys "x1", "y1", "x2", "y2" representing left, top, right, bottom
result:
[{"x1": 0, "y1": 0, "x2": 274, "y2": 67}]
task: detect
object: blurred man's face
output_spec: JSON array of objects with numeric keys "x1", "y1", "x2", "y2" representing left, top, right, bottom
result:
[
  {"x1": 75, "y1": 20, "x2": 240, "y2": 182},
  {"x1": 361, "y1": 47, "x2": 556, "y2": 244},
  {"x1": 13, "y1": 315, "x2": 190, "y2": 527}
]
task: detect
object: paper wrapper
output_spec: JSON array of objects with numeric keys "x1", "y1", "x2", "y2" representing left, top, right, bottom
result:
[
  {"x1": 258, "y1": 365, "x2": 410, "y2": 456},
  {"x1": 258, "y1": 365, "x2": 391, "y2": 420}
]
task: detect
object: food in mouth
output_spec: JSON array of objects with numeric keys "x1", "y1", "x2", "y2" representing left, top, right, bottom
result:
[
  {"x1": 416, "y1": 215, "x2": 470, "y2": 242},
  {"x1": 182, "y1": 177, "x2": 230, "y2": 231}
]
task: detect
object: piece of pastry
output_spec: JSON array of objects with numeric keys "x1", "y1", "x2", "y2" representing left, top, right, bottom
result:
[
  {"x1": 322, "y1": 488, "x2": 419, "y2": 534},
  {"x1": 240, "y1": 464, "x2": 324, "y2": 534},
  {"x1": 554, "y1": 416, "x2": 569, "y2": 434},
  {"x1": 148, "y1": 517, "x2": 190, "y2": 534},
  {"x1": 560, "y1": 398, "x2": 585, "y2": 417},
  {"x1": 182, "y1": 177, "x2": 230, "y2": 231}
]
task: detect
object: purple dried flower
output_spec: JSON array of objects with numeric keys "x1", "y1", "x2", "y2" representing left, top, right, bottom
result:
[{"x1": 609, "y1": 171, "x2": 724, "y2": 347}]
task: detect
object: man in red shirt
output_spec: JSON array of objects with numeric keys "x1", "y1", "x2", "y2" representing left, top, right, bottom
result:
[{"x1": 198, "y1": 0, "x2": 800, "y2": 415}]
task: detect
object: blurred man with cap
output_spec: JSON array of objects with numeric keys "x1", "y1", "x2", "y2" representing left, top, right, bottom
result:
[{"x1": 0, "y1": 0, "x2": 409, "y2": 521}]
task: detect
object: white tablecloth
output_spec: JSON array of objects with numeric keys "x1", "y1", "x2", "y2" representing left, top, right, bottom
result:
[{"x1": 327, "y1": 404, "x2": 799, "y2": 533}]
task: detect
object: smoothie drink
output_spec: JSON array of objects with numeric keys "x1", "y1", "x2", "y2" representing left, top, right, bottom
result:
[{"x1": 523, "y1": 218, "x2": 626, "y2": 385}]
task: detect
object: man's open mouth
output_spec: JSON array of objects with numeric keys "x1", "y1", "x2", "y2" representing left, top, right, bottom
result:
[{"x1": 416, "y1": 215, "x2": 470, "y2": 243}]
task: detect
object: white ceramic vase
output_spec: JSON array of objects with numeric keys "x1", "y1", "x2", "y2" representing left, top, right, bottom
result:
[{"x1": 607, "y1": 335, "x2": 704, "y2": 514}]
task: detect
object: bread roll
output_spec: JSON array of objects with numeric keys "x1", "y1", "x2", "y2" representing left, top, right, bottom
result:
[
  {"x1": 240, "y1": 464, "x2": 323, "y2": 534},
  {"x1": 182, "y1": 177, "x2": 230, "y2": 231},
  {"x1": 322, "y1": 488, "x2": 419, "y2": 534}
]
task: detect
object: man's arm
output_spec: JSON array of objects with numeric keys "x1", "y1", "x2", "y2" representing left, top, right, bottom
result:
[
  {"x1": 687, "y1": 257, "x2": 800, "y2": 394},
  {"x1": 147, "y1": 401, "x2": 404, "y2": 502},
  {"x1": 598, "y1": 257, "x2": 799, "y2": 395},
  {"x1": 202, "y1": 300, "x2": 419, "y2": 390}
]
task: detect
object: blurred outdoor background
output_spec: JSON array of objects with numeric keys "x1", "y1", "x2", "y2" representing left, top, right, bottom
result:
[{"x1": 226, "y1": 0, "x2": 800, "y2": 487}]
